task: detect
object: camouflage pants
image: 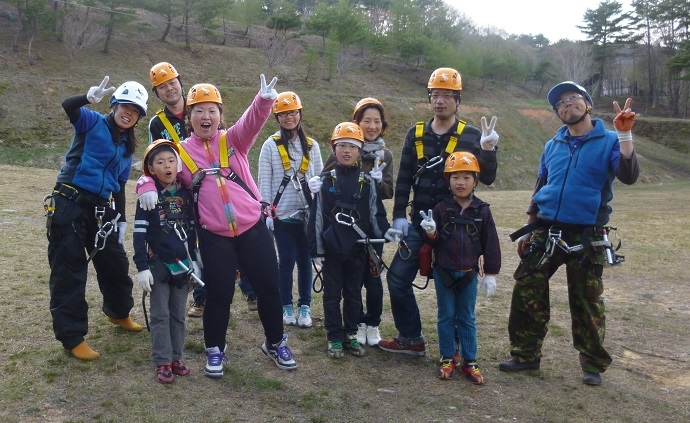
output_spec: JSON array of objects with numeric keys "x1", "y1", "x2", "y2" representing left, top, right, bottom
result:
[{"x1": 508, "y1": 227, "x2": 613, "y2": 373}]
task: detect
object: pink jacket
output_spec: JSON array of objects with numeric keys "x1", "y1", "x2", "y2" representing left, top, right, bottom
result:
[{"x1": 137, "y1": 92, "x2": 272, "y2": 237}]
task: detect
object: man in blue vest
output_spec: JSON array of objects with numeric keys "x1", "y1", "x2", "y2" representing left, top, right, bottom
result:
[{"x1": 499, "y1": 81, "x2": 640, "y2": 386}]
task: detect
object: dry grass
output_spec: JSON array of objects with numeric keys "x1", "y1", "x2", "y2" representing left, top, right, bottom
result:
[{"x1": 1, "y1": 165, "x2": 689, "y2": 422}]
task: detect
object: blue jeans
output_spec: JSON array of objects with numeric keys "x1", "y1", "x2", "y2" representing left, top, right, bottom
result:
[
  {"x1": 274, "y1": 220, "x2": 312, "y2": 308},
  {"x1": 433, "y1": 269, "x2": 478, "y2": 360},
  {"x1": 385, "y1": 224, "x2": 425, "y2": 344},
  {"x1": 360, "y1": 242, "x2": 383, "y2": 327}
]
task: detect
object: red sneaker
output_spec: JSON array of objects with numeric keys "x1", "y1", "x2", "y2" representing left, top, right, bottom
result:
[
  {"x1": 155, "y1": 364, "x2": 175, "y2": 384},
  {"x1": 171, "y1": 359, "x2": 190, "y2": 376},
  {"x1": 453, "y1": 352, "x2": 463, "y2": 367},
  {"x1": 438, "y1": 357, "x2": 456, "y2": 380},
  {"x1": 377, "y1": 338, "x2": 426, "y2": 356},
  {"x1": 460, "y1": 362, "x2": 485, "y2": 385}
]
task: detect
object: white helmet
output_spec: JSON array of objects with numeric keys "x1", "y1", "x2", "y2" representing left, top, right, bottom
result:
[{"x1": 110, "y1": 81, "x2": 148, "y2": 116}]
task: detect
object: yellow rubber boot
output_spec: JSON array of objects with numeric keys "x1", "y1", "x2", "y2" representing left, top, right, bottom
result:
[
  {"x1": 69, "y1": 341, "x2": 100, "y2": 360},
  {"x1": 108, "y1": 316, "x2": 143, "y2": 332}
]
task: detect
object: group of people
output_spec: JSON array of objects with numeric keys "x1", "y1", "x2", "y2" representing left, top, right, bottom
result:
[{"x1": 45, "y1": 62, "x2": 639, "y2": 387}]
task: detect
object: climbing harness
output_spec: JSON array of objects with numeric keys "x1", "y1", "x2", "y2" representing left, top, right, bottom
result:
[
  {"x1": 533, "y1": 225, "x2": 624, "y2": 270},
  {"x1": 412, "y1": 120, "x2": 466, "y2": 186},
  {"x1": 86, "y1": 207, "x2": 116, "y2": 263},
  {"x1": 155, "y1": 109, "x2": 182, "y2": 144}
]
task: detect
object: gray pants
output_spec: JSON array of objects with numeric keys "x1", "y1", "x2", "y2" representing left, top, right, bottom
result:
[{"x1": 149, "y1": 280, "x2": 188, "y2": 365}]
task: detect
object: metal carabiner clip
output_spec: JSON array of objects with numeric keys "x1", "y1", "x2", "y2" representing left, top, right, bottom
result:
[
  {"x1": 94, "y1": 221, "x2": 114, "y2": 251},
  {"x1": 425, "y1": 155, "x2": 445, "y2": 169},
  {"x1": 172, "y1": 222, "x2": 188, "y2": 242},
  {"x1": 397, "y1": 239, "x2": 412, "y2": 260},
  {"x1": 335, "y1": 212, "x2": 354, "y2": 226}
]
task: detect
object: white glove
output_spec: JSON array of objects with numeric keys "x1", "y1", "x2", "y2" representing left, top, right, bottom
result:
[
  {"x1": 138, "y1": 270, "x2": 154, "y2": 293},
  {"x1": 369, "y1": 158, "x2": 386, "y2": 183},
  {"x1": 480, "y1": 116, "x2": 499, "y2": 150},
  {"x1": 308, "y1": 176, "x2": 323, "y2": 194},
  {"x1": 313, "y1": 257, "x2": 324, "y2": 267},
  {"x1": 117, "y1": 222, "x2": 127, "y2": 244},
  {"x1": 265, "y1": 216, "x2": 274, "y2": 231},
  {"x1": 87, "y1": 76, "x2": 116, "y2": 104},
  {"x1": 392, "y1": 217, "x2": 409, "y2": 237},
  {"x1": 419, "y1": 209, "x2": 436, "y2": 234},
  {"x1": 138, "y1": 191, "x2": 158, "y2": 211},
  {"x1": 191, "y1": 261, "x2": 202, "y2": 279},
  {"x1": 259, "y1": 74, "x2": 278, "y2": 100},
  {"x1": 479, "y1": 275, "x2": 497, "y2": 298},
  {"x1": 384, "y1": 228, "x2": 403, "y2": 243}
]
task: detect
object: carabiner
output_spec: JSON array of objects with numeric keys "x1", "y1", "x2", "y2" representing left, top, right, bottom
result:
[
  {"x1": 335, "y1": 212, "x2": 355, "y2": 226},
  {"x1": 94, "y1": 221, "x2": 114, "y2": 251},
  {"x1": 172, "y1": 222, "x2": 188, "y2": 242},
  {"x1": 397, "y1": 239, "x2": 412, "y2": 260},
  {"x1": 425, "y1": 155, "x2": 444, "y2": 169}
]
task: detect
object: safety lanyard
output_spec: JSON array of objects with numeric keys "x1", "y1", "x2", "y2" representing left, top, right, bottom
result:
[{"x1": 201, "y1": 139, "x2": 239, "y2": 236}]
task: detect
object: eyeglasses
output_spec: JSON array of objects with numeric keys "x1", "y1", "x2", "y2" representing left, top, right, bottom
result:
[
  {"x1": 429, "y1": 93, "x2": 455, "y2": 101},
  {"x1": 335, "y1": 143, "x2": 359, "y2": 151},
  {"x1": 555, "y1": 94, "x2": 583, "y2": 109},
  {"x1": 277, "y1": 110, "x2": 299, "y2": 118}
]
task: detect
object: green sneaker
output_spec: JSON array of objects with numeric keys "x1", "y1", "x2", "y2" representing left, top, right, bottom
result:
[
  {"x1": 344, "y1": 335, "x2": 366, "y2": 357},
  {"x1": 328, "y1": 341, "x2": 343, "y2": 359}
]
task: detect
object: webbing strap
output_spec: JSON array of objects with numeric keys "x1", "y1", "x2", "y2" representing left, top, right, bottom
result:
[
  {"x1": 273, "y1": 135, "x2": 313, "y2": 174},
  {"x1": 178, "y1": 132, "x2": 230, "y2": 174},
  {"x1": 155, "y1": 109, "x2": 181, "y2": 144},
  {"x1": 414, "y1": 120, "x2": 467, "y2": 161}
]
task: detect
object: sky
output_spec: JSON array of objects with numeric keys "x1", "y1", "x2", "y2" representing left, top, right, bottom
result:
[{"x1": 444, "y1": 0, "x2": 608, "y2": 42}]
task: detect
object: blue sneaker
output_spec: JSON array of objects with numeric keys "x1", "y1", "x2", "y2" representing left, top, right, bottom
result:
[
  {"x1": 283, "y1": 306, "x2": 296, "y2": 326},
  {"x1": 204, "y1": 346, "x2": 228, "y2": 378},
  {"x1": 297, "y1": 305, "x2": 312, "y2": 328},
  {"x1": 261, "y1": 335, "x2": 298, "y2": 370}
]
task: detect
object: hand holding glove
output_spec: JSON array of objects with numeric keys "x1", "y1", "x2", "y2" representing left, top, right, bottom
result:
[
  {"x1": 369, "y1": 157, "x2": 386, "y2": 183},
  {"x1": 313, "y1": 257, "x2": 324, "y2": 267},
  {"x1": 392, "y1": 217, "x2": 409, "y2": 237},
  {"x1": 384, "y1": 227, "x2": 403, "y2": 243},
  {"x1": 259, "y1": 74, "x2": 278, "y2": 100},
  {"x1": 419, "y1": 209, "x2": 436, "y2": 234},
  {"x1": 87, "y1": 76, "x2": 116, "y2": 104},
  {"x1": 308, "y1": 175, "x2": 323, "y2": 194},
  {"x1": 516, "y1": 231, "x2": 532, "y2": 257},
  {"x1": 265, "y1": 216, "x2": 274, "y2": 231},
  {"x1": 480, "y1": 116, "x2": 499, "y2": 150},
  {"x1": 138, "y1": 270, "x2": 154, "y2": 293},
  {"x1": 613, "y1": 98, "x2": 635, "y2": 143},
  {"x1": 479, "y1": 275, "x2": 497, "y2": 298},
  {"x1": 117, "y1": 222, "x2": 127, "y2": 245}
]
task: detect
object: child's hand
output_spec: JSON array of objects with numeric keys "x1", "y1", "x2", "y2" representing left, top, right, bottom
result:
[
  {"x1": 479, "y1": 275, "x2": 496, "y2": 298},
  {"x1": 419, "y1": 209, "x2": 436, "y2": 234},
  {"x1": 138, "y1": 270, "x2": 154, "y2": 293}
]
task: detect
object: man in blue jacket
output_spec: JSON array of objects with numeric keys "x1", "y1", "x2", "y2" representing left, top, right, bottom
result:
[{"x1": 499, "y1": 81, "x2": 640, "y2": 386}]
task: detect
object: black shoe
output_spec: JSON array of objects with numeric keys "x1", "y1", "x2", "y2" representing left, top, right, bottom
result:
[
  {"x1": 582, "y1": 371, "x2": 602, "y2": 385},
  {"x1": 498, "y1": 358, "x2": 540, "y2": 372}
]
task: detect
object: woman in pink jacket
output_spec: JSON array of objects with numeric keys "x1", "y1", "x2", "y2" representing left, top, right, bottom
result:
[{"x1": 136, "y1": 75, "x2": 297, "y2": 377}]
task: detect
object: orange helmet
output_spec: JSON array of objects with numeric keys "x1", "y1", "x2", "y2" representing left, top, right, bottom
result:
[
  {"x1": 352, "y1": 97, "x2": 382, "y2": 121},
  {"x1": 142, "y1": 139, "x2": 181, "y2": 177},
  {"x1": 273, "y1": 91, "x2": 302, "y2": 114},
  {"x1": 428, "y1": 67, "x2": 462, "y2": 92},
  {"x1": 330, "y1": 122, "x2": 364, "y2": 149},
  {"x1": 149, "y1": 62, "x2": 180, "y2": 88},
  {"x1": 186, "y1": 83, "x2": 222, "y2": 109},
  {"x1": 443, "y1": 151, "x2": 480, "y2": 179}
]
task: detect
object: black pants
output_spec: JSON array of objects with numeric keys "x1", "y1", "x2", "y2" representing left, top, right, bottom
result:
[
  {"x1": 199, "y1": 218, "x2": 283, "y2": 349},
  {"x1": 322, "y1": 252, "x2": 366, "y2": 343},
  {"x1": 47, "y1": 194, "x2": 134, "y2": 350}
]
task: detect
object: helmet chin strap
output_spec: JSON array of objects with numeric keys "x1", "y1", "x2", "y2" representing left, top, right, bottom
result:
[{"x1": 561, "y1": 106, "x2": 592, "y2": 125}]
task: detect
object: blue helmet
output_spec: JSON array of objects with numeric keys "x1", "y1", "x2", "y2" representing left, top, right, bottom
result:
[{"x1": 547, "y1": 81, "x2": 592, "y2": 110}]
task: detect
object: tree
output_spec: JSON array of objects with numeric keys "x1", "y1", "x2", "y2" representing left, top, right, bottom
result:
[
  {"x1": 578, "y1": 1, "x2": 630, "y2": 95},
  {"x1": 102, "y1": 0, "x2": 137, "y2": 54},
  {"x1": 266, "y1": 3, "x2": 301, "y2": 37},
  {"x1": 15, "y1": 0, "x2": 59, "y2": 64},
  {"x1": 141, "y1": 0, "x2": 185, "y2": 42},
  {"x1": 233, "y1": 0, "x2": 264, "y2": 44},
  {"x1": 62, "y1": 8, "x2": 105, "y2": 70}
]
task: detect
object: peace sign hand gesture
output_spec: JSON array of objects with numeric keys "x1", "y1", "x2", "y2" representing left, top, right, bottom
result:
[
  {"x1": 480, "y1": 116, "x2": 499, "y2": 150},
  {"x1": 613, "y1": 98, "x2": 635, "y2": 138},
  {"x1": 87, "y1": 76, "x2": 116, "y2": 104},
  {"x1": 419, "y1": 209, "x2": 436, "y2": 234},
  {"x1": 369, "y1": 157, "x2": 386, "y2": 182}
]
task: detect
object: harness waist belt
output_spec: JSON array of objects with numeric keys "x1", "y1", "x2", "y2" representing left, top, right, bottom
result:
[
  {"x1": 54, "y1": 183, "x2": 109, "y2": 208},
  {"x1": 510, "y1": 219, "x2": 599, "y2": 242}
]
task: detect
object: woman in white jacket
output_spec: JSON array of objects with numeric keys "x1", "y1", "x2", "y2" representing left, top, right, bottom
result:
[{"x1": 258, "y1": 92, "x2": 323, "y2": 328}]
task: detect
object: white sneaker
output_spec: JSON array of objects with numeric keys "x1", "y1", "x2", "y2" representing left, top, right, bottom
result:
[
  {"x1": 356, "y1": 323, "x2": 367, "y2": 345},
  {"x1": 297, "y1": 305, "x2": 312, "y2": 328},
  {"x1": 283, "y1": 306, "x2": 296, "y2": 326},
  {"x1": 366, "y1": 325, "x2": 381, "y2": 347}
]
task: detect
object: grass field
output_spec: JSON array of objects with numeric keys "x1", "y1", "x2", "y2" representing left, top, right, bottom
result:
[{"x1": 0, "y1": 165, "x2": 688, "y2": 422}]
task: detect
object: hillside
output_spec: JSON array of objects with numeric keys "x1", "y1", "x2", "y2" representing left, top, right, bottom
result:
[{"x1": 1, "y1": 8, "x2": 689, "y2": 190}]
